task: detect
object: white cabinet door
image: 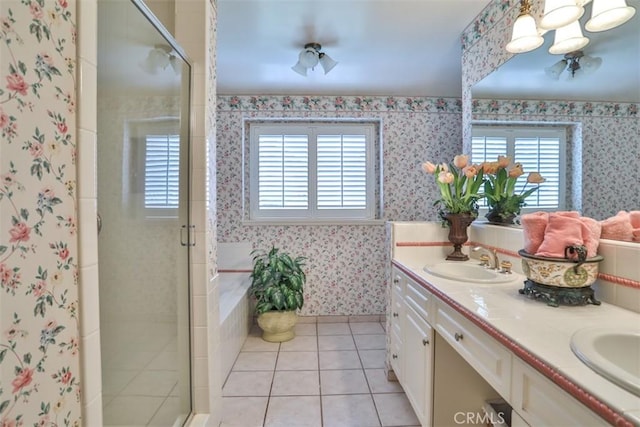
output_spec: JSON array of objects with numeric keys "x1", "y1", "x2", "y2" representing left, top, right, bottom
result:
[
  {"x1": 390, "y1": 270, "x2": 405, "y2": 380},
  {"x1": 403, "y1": 303, "x2": 434, "y2": 427}
]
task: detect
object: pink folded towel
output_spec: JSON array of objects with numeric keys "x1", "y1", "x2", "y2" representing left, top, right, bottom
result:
[
  {"x1": 578, "y1": 216, "x2": 601, "y2": 258},
  {"x1": 630, "y1": 211, "x2": 640, "y2": 228},
  {"x1": 600, "y1": 211, "x2": 633, "y2": 242},
  {"x1": 555, "y1": 211, "x2": 580, "y2": 218},
  {"x1": 521, "y1": 212, "x2": 549, "y2": 254},
  {"x1": 536, "y1": 214, "x2": 585, "y2": 258}
]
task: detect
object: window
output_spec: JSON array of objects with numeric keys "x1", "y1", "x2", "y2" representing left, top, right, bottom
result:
[
  {"x1": 471, "y1": 126, "x2": 566, "y2": 211},
  {"x1": 249, "y1": 123, "x2": 376, "y2": 221},
  {"x1": 144, "y1": 133, "x2": 180, "y2": 210}
]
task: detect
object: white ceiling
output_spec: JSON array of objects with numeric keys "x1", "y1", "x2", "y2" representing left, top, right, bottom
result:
[
  {"x1": 216, "y1": 0, "x2": 640, "y2": 102},
  {"x1": 216, "y1": 0, "x2": 492, "y2": 97}
]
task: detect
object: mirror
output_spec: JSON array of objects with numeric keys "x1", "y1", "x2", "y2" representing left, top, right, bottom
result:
[{"x1": 468, "y1": 0, "x2": 639, "y2": 231}]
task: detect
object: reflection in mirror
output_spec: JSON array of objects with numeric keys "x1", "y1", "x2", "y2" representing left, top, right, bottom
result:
[
  {"x1": 97, "y1": 0, "x2": 192, "y2": 424},
  {"x1": 469, "y1": 0, "x2": 639, "y2": 236}
]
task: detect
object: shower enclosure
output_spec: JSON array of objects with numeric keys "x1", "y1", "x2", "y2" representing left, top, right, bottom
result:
[{"x1": 97, "y1": 1, "x2": 192, "y2": 425}]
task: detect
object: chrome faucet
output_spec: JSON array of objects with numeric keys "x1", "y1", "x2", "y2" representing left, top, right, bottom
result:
[{"x1": 472, "y1": 246, "x2": 499, "y2": 270}]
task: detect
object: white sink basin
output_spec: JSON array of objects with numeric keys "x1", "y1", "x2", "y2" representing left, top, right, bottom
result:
[
  {"x1": 570, "y1": 327, "x2": 640, "y2": 396},
  {"x1": 423, "y1": 261, "x2": 516, "y2": 283}
]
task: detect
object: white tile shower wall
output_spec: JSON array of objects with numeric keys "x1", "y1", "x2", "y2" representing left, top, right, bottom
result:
[{"x1": 469, "y1": 222, "x2": 640, "y2": 313}]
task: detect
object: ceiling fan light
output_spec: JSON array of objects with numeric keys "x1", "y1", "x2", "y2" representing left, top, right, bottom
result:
[
  {"x1": 291, "y1": 61, "x2": 308, "y2": 76},
  {"x1": 549, "y1": 21, "x2": 589, "y2": 54},
  {"x1": 544, "y1": 59, "x2": 568, "y2": 79},
  {"x1": 506, "y1": 13, "x2": 544, "y2": 53},
  {"x1": 298, "y1": 48, "x2": 319, "y2": 68},
  {"x1": 319, "y1": 53, "x2": 338, "y2": 74},
  {"x1": 540, "y1": 0, "x2": 584, "y2": 30},
  {"x1": 585, "y1": 0, "x2": 636, "y2": 32},
  {"x1": 580, "y1": 55, "x2": 602, "y2": 74}
]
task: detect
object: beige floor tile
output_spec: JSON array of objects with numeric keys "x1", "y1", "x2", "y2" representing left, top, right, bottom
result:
[
  {"x1": 103, "y1": 395, "x2": 165, "y2": 426},
  {"x1": 221, "y1": 396, "x2": 268, "y2": 427},
  {"x1": 321, "y1": 394, "x2": 381, "y2": 427},
  {"x1": 276, "y1": 351, "x2": 319, "y2": 370},
  {"x1": 318, "y1": 335, "x2": 356, "y2": 351},
  {"x1": 223, "y1": 371, "x2": 274, "y2": 397},
  {"x1": 280, "y1": 335, "x2": 318, "y2": 352},
  {"x1": 233, "y1": 351, "x2": 278, "y2": 371},
  {"x1": 318, "y1": 323, "x2": 351, "y2": 335},
  {"x1": 349, "y1": 322, "x2": 385, "y2": 335},
  {"x1": 271, "y1": 370, "x2": 320, "y2": 396},
  {"x1": 120, "y1": 370, "x2": 177, "y2": 397},
  {"x1": 319, "y1": 350, "x2": 362, "y2": 370},
  {"x1": 295, "y1": 323, "x2": 318, "y2": 335},
  {"x1": 358, "y1": 350, "x2": 386, "y2": 369},
  {"x1": 264, "y1": 396, "x2": 322, "y2": 427},
  {"x1": 354, "y1": 334, "x2": 386, "y2": 350},
  {"x1": 320, "y1": 369, "x2": 370, "y2": 395},
  {"x1": 364, "y1": 369, "x2": 403, "y2": 394},
  {"x1": 241, "y1": 335, "x2": 281, "y2": 352},
  {"x1": 373, "y1": 393, "x2": 420, "y2": 427}
]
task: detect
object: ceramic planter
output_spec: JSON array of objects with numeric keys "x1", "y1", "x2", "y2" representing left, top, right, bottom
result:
[
  {"x1": 257, "y1": 310, "x2": 298, "y2": 342},
  {"x1": 519, "y1": 249, "x2": 603, "y2": 288}
]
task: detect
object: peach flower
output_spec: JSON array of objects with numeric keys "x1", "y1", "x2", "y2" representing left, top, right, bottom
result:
[
  {"x1": 421, "y1": 161, "x2": 436, "y2": 174},
  {"x1": 437, "y1": 171, "x2": 454, "y2": 184},
  {"x1": 463, "y1": 165, "x2": 479, "y2": 179},
  {"x1": 527, "y1": 172, "x2": 546, "y2": 184},
  {"x1": 508, "y1": 163, "x2": 524, "y2": 178},
  {"x1": 453, "y1": 154, "x2": 468, "y2": 169},
  {"x1": 497, "y1": 155, "x2": 510, "y2": 168}
]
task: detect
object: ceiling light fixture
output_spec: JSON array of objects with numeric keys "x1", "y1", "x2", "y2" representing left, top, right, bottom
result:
[
  {"x1": 140, "y1": 44, "x2": 179, "y2": 75},
  {"x1": 544, "y1": 50, "x2": 602, "y2": 79},
  {"x1": 506, "y1": 0, "x2": 636, "y2": 55},
  {"x1": 291, "y1": 43, "x2": 338, "y2": 76}
]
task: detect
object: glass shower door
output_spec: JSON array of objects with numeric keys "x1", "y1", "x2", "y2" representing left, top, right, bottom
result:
[{"x1": 97, "y1": 1, "x2": 191, "y2": 425}]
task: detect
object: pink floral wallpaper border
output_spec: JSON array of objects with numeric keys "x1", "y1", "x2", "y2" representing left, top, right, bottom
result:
[
  {"x1": 1, "y1": 0, "x2": 82, "y2": 425},
  {"x1": 472, "y1": 98, "x2": 638, "y2": 117}
]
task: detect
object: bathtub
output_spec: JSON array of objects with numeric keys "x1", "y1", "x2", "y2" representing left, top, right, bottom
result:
[{"x1": 219, "y1": 272, "x2": 252, "y2": 381}]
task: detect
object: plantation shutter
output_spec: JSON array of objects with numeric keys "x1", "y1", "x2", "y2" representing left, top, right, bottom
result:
[
  {"x1": 258, "y1": 134, "x2": 309, "y2": 210},
  {"x1": 317, "y1": 134, "x2": 367, "y2": 209},
  {"x1": 471, "y1": 135, "x2": 507, "y2": 164},
  {"x1": 514, "y1": 136, "x2": 561, "y2": 209},
  {"x1": 144, "y1": 134, "x2": 180, "y2": 209}
]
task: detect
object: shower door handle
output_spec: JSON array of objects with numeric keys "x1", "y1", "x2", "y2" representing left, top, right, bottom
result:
[
  {"x1": 97, "y1": 212, "x2": 102, "y2": 235},
  {"x1": 180, "y1": 225, "x2": 195, "y2": 247}
]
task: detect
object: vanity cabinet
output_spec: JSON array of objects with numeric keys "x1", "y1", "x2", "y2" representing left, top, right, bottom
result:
[
  {"x1": 390, "y1": 268, "x2": 434, "y2": 426},
  {"x1": 389, "y1": 263, "x2": 609, "y2": 427}
]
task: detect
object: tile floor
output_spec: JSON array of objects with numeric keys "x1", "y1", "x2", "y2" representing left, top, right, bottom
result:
[
  {"x1": 101, "y1": 320, "x2": 190, "y2": 426},
  {"x1": 221, "y1": 321, "x2": 420, "y2": 427}
]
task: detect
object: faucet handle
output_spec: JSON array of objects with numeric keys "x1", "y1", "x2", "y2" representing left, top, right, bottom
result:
[
  {"x1": 479, "y1": 254, "x2": 490, "y2": 267},
  {"x1": 500, "y1": 260, "x2": 513, "y2": 274}
]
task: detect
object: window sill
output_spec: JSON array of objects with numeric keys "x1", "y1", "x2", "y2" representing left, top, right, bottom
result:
[{"x1": 242, "y1": 219, "x2": 386, "y2": 226}]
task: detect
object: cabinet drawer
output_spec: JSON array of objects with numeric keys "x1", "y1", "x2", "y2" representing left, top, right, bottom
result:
[
  {"x1": 435, "y1": 302, "x2": 512, "y2": 399},
  {"x1": 405, "y1": 279, "x2": 434, "y2": 324},
  {"x1": 390, "y1": 332, "x2": 403, "y2": 381},
  {"x1": 511, "y1": 358, "x2": 606, "y2": 426}
]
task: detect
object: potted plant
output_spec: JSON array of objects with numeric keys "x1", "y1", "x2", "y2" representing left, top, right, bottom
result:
[
  {"x1": 482, "y1": 156, "x2": 545, "y2": 225},
  {"x1": 249, "y1": 246, "x2": 306, "y2": 342},
  {"x1": 422, "y1": 154, "x2": 484, "y2": 261}
]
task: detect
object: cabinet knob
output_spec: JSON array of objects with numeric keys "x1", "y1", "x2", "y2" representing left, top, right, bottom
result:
[
  {"x1": 393, "y1": 277, "x2": 400, "y2": 284},
  {"x1": 422, "y1": 338, "x2": 429, "y2": 346},
  {"x1": 454, "y1": 332, "x2": 464, "y2": 342},
  {"x1": 392, "y1": 312, "x2": 399, "y2": 318},
  {"x1": 392, "y1": 354, "x2": 398, "y2": 359}
]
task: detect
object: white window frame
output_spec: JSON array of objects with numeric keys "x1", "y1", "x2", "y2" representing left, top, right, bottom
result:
[
  {"x1": 248, "y1": 122, "x2": 376, "y2": 222},
  {"x1": 471, "y1": 125, "x2": 567, "y2": 213},
  {"x1": 129, "y1": 119, "x2": 181, "y2": 220}
]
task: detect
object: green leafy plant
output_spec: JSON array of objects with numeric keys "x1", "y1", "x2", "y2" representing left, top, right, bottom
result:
[{"x1": 249, "y1": 246, "x2": 306, "y2": 314}]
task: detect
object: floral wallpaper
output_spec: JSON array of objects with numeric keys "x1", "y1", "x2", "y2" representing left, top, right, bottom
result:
[
  {"x1": 1, "y1": 0, "x2": 82, "y2": 425},
  {"x1": 216, "y1": 95, "x2": 462, "y2": 315}
]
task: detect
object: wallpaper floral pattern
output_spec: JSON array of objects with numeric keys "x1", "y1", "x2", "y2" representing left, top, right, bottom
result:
[
  {"x1": 0, "y1": 0, "x2": 81, "y2": 425},
  {"x1": 216, "y1": 95, "x2": 462, "y2": 315}
]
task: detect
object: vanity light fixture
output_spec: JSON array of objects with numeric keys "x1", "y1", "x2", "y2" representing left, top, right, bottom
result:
[
  {"x1": 291, "y1": 43, "x2": 338, "y2": 76},
  {"x1": 506, "y1": 0, "x2": 637, "y2": 55},
  {"x1": 540, "y1": 0, "x2": 584, "y2": 30},
  {"x1": 585, "y1": 0, "x2": 637, "y2": 32},
  {"x1": 548, "y1": 20, "x2": 590, "y2": 54},
  {"x1": 506, "y1": 0, "x2": 545, "y2": 54}
]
